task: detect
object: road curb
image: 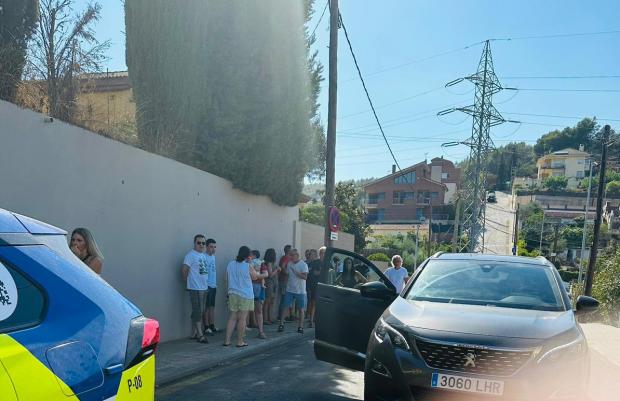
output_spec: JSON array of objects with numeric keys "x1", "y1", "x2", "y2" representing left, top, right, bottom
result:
[{"x1": 156, "y1": 330, "x2": 314, "y2": 387}]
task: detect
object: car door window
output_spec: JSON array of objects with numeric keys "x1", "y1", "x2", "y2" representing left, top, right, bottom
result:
[
  {"x1": 0, "y1": 260, "x2": 46, "y2": 333},
  {"x1": 324, "y1": 250, "x2": 384, "y2": 289}
]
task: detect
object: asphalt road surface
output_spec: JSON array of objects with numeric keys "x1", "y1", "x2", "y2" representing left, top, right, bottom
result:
[
  {"x1": 156, "y1": 338, "x2": 364, "y2": 401},
  {"x1": 155, "y1": 336, "x2": 615, "y2": 401},
  {"x1": 483, "y1": 191, "x2": 514, "y2": 255}
]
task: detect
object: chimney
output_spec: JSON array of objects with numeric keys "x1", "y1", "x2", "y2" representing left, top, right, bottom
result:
[{"x1": 392, "y1": 164, "x2": 396, "y2": 174}]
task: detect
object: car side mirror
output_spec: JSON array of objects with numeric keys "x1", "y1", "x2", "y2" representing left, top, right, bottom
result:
[
  {"x1": 575, "y1": 295, "x2": 599, "y2": 314},
  {"x1": 360, "y1": 281, "x2": 395, "y2": 301}
]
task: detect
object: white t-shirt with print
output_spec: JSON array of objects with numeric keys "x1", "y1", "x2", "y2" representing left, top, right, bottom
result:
[
  {"x1": 384, "y1": 266, "x2": 409, "y2": 293},
  {"x1": 286, "y1": 260, "x2": 309, "y2": 294},
  {"x1": 184, "y1": 250, "x2": 208, "y2": 290},
  {"x1": 205, "y1": 253, "x2": 216, "y2": 288}
]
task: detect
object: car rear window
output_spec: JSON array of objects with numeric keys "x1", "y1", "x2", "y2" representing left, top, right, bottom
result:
[{"x1": 406, "y1": 260, "x2": 565, "y2": 311}]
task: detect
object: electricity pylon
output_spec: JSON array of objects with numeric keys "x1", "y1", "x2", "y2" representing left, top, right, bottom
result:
[{"x1": 439, "y1": 40, "x2": 518, "y2": 253}]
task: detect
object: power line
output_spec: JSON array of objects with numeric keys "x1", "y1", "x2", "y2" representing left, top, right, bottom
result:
[
  {"x1": 503, "y1": 112, "x2": 620, "y2": 123},
  {"x1": 338, "y1": 12, "x2": 403, "y2": 173},
  {"x1": 501, "y1": 75, "x2": 620, "y2": 80},
  {"x1": 490, "y1": 29, "x2": 620, "y2": 42},
  {"x1": 339, "y1": 86, "x2": 446, "y2": 119},
  {"x1": 310, "y1": 0, "x2": 329, "y2": 38},
  {"x1": 517, "y1": 88, "x2": 620, "y2": 93}
]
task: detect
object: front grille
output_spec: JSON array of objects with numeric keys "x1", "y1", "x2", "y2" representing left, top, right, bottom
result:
[{"x1": 415, "y1": 339, "x2": 532, "y2": 376}]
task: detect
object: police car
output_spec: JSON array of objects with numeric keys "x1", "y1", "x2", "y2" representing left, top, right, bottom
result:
[{"x1": 0, "y1": 208, "x2": 159, "y2": 401}]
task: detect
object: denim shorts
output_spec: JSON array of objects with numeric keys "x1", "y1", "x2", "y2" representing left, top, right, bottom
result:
[
  {"x1": 253, "y1": 283, "x2": 265, "y2": 302},
  {"x1": 283, "y1": 291, "x2": 307, "y2": 310}
]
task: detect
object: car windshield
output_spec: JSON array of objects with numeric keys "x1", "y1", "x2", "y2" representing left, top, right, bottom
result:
[{"x1": 406, "y1": 260, "x2": 565, "y2": 311}]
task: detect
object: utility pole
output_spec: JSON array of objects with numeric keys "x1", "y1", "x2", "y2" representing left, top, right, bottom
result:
[
  {"x1": 414, "y1": 223, "x2": 420, "y2": 270},
  {"x1": 585, "y1": 125, "x2": 611, "y2": 296},
  {"x1": 578, "y1": 157, "x2": 594, "y2": 284},
  {"x1": 438, "y1": 40, "x2": 518, "y2": 252},
  {"x1": 513, "y1": 205, "x2": 519, "y2": 255},
  {"x1": 324, "y1": 0, "x2": 338, "y2": 247},
  {"x1": 452, "y1": 196, "x2": 461, "y2": 253},
  {"x1": 552, "y1": 223, "x2": 560, "y2": 263},
  {"x1": 539, "y1": 212, "x2": 545, "y2": 254},
  {"x1": 427, "y1": 198, "x2": 433, "y2": 257}
]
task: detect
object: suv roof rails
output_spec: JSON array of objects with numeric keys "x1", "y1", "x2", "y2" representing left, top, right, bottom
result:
[{"x1": 431, "y1": 251, "x2": 445, "y2": 258}]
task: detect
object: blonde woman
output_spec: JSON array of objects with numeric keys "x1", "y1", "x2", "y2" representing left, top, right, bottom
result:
[{"x1": 70, "y1": 228, "x2": 104, "y2": 274}]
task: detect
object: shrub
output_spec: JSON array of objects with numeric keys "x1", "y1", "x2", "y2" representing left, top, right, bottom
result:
[
  {"x1": 368, "y1": 253, "x2": 390, "y2": 262},
  {"x1": 558, "y1": 270, "x2": 579, "y2": 282}
]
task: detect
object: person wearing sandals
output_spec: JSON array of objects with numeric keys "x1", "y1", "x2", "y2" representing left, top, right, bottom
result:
[
  {"x1": 277, "y1": 249, "x2": 308, "y2": 334},
  {"x1": 251, "y1": 251, "x2": 269, "y2": 339},
  {"x1": 224, "y1": 246, "x2": 261, "y2": 347},
  {"x1": 182, "y1": 235, "x2": 210, "y2": 344},
  {"x1": 262, "y1": 248, "x2": 280, "y2": 327}
]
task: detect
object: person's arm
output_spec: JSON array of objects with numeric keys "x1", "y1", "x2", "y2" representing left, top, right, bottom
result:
[
  {"x1": 355, "y1": 271, "x2": 368, "y2": 283},
  {"x1": 248, "y1": 265, "x2": 260, "y2": 281},
  {"x1": 182, "y1": 264, "x2": 190, "y2": 281},
  {"x1": 88, "y1": 258, "x2": 103, "y2": 275}
]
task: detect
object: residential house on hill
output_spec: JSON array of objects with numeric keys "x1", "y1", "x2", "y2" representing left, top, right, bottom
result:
[
  {"x1": 363, "y1": 158, "x2": 460, "y2": 224},
  {"x1": 536, "y1": 147, "x2": 590, "y2": 189}
]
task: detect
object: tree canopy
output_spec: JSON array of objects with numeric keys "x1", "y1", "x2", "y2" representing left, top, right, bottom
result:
[
  {"x1": 0, "y1": 0, "x2": 38, "y2": 101},
  {"x1": 534, "y1": 118, "x2": 598, "y2": 155},
  {"x1": 125, "y1": 0, "x2": 325, "y2": 206}
]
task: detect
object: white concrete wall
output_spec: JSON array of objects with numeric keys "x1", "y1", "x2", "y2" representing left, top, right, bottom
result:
[
  {"x1": 0, "y1": 101, "x2": 298, "y2": 341},
  {"x1": 293, "y1": 221, "x2": 354, "y2": 253}
]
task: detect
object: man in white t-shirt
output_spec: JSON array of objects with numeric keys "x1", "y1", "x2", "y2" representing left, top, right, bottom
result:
[
  {"x1": 182, "y1": 235, "x2": 209, "y2": 343},
  {"x1": 204, "y1": 238, "x2": 218, "y2": 335},
  {"x1": 278, "y1": 249, "x2": 309, "y2": 334},
  {"x1": 384, "y1": 255, "x2": 409, "y2": 293}
]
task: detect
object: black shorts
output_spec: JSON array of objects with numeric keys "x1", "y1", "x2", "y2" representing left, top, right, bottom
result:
[{"x1": 205, "y1": 287, "x2": 217, "y2": 307}]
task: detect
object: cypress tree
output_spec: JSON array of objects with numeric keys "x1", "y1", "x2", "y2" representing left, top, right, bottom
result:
[{"x1": 125, "y1": 0, "x2": 323, "y2": 205}]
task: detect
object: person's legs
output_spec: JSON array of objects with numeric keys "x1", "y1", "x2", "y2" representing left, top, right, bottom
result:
[
  {"x1": 296, "y1": 293, "x2": 307, "y2": 333},
  {"x1": 190, "y1": 290, "x2": 206, "y2": 340},
  {"x1": 237, "y1": 310, "x2": 249, "y2": 346},
  {"x1": 206, "y1": 287, "x2": 217, "y2": 331},
  {"x1": 224, "y1": 311, "x2": 237, "y2": 345},
  {"x1": 278, "y1": 292, "x2": 292, "y2": 331}
]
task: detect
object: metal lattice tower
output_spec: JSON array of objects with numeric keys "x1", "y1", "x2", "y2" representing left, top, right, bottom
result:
[{"x1": 439, "y1": 40, "x2": 517, "y2": 252}]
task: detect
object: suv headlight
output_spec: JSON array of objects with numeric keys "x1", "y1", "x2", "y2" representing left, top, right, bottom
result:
[
  {"x1": 537, "y1": 333, "x2": 587, "y2": 364},
  {"x1": 374, "y1": 318, "x2": 410, "y2": 351}
]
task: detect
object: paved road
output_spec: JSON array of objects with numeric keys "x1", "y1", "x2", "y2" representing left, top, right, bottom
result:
[
  {"x1": 482, "y1": 191, "x2": 514, "y2": 255},
  {"x1": 156, "y1": 338, "x2": 364, "y2": 401},
  {"x1": 155, "y1": 334, "x2": 615, "y2": 401}
]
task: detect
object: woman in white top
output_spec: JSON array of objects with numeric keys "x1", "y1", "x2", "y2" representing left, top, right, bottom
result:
[{"x1": 224, "y1": 246, "x2": 260, "y2": 347}]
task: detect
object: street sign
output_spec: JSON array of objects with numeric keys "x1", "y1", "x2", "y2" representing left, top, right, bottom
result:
[
  {"x1": 330, "y1": 231, "x2": 339, "y2": 241},
  {"x1": 329, "y1": 207, "x2": 341, "y2": 232}
]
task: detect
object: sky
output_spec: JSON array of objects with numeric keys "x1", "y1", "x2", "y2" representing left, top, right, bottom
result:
[{"x1": 95, "y1": 0, "x2": 620, "y2": 182}]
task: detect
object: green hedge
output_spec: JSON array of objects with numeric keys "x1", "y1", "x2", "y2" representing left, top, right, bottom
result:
[
  {"x1": 368, "y1": 253, "x2": 390, "y2": 262},
  {"x1": 559, "y1": 270, "x2": 579, "y2": 282}
]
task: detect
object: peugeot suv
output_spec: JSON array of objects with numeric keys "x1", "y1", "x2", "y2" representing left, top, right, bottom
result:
[{"x1": 314, "y1": 249, "x2": 598, "y2": 400}]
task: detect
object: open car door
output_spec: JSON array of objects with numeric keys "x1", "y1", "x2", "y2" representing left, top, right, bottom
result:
[{"x1": 314, "y1": 247, "x2": 397, "y2": 371}]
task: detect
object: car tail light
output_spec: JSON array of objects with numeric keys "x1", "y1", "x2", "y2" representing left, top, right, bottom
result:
[{"x1": 125, "y1": 316, "x2": 160, "y2": 368}]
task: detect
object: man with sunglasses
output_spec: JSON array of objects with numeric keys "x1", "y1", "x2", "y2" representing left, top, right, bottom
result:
[{"x1": 182, "y1": 234, "x2": 209, "y2": 343}]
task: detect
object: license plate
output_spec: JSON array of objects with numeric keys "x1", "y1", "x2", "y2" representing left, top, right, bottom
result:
[{"x1": 431, "y1": 373, "x2": 504, "y2": 396}]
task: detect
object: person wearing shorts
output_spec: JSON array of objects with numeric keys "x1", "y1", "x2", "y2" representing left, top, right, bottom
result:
[
  {"x1": 182, "y1": 235, "x2": 209, "y2": 343},
  {"x1": 224, "y1": 246, "x2": 261, "y2": 347},
  {"x1": 262, "y1": 248, "x2": 279, "y2": 325},
  {"x1": 278, "y1": 249, "x2": 308, "y2": 334},
  {"x1": 306, "y1": 249, "x2": 322, "y2": 328}
]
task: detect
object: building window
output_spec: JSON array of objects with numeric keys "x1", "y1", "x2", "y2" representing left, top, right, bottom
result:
[
  {"x1": 417, "y1": 191, "x2": 430, "y2": 204},
  {"x1": 576, "y1": 171, "x2": 585, "y2": 179},
  {"x1": 441, "y1": 172, "x2": 449, "y2": 180},
  {"x1": 394, "y1": 171, "x2": 416, "y2": 184},
  {"x1": 367, "y1": 208, "x2": 385, "y2": 223},
  {"x1": 430, "y1": 192, "x2": 439, "y2": 201},
  {"x1": 393, "y1": 191, "x2": 414, "y2": 204},
  {"x1": 416, "y1": 208, "x2": 425, "y2": 220},
  {"x1": 367, "y1": 192, "x2": 385, "y2": 204}
]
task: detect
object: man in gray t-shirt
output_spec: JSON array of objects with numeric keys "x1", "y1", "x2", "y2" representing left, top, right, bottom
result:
[
  {"x1": 182, "y1": 235, "x2": 209, "y2": 343},
  {"x1": 278, "y1": 249, "x2": 308, "y2": 334}
]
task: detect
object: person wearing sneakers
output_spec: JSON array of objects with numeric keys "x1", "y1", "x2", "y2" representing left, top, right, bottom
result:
[
  {"x1": 278, "y1": 249, "x2": 308, "y2": 334},
  {"x1": 203, "y1": 238, "x2": 218, "y2": 335},
  {"x1": 182, "y1": 234, "x2": 209, "y2": 344}
]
